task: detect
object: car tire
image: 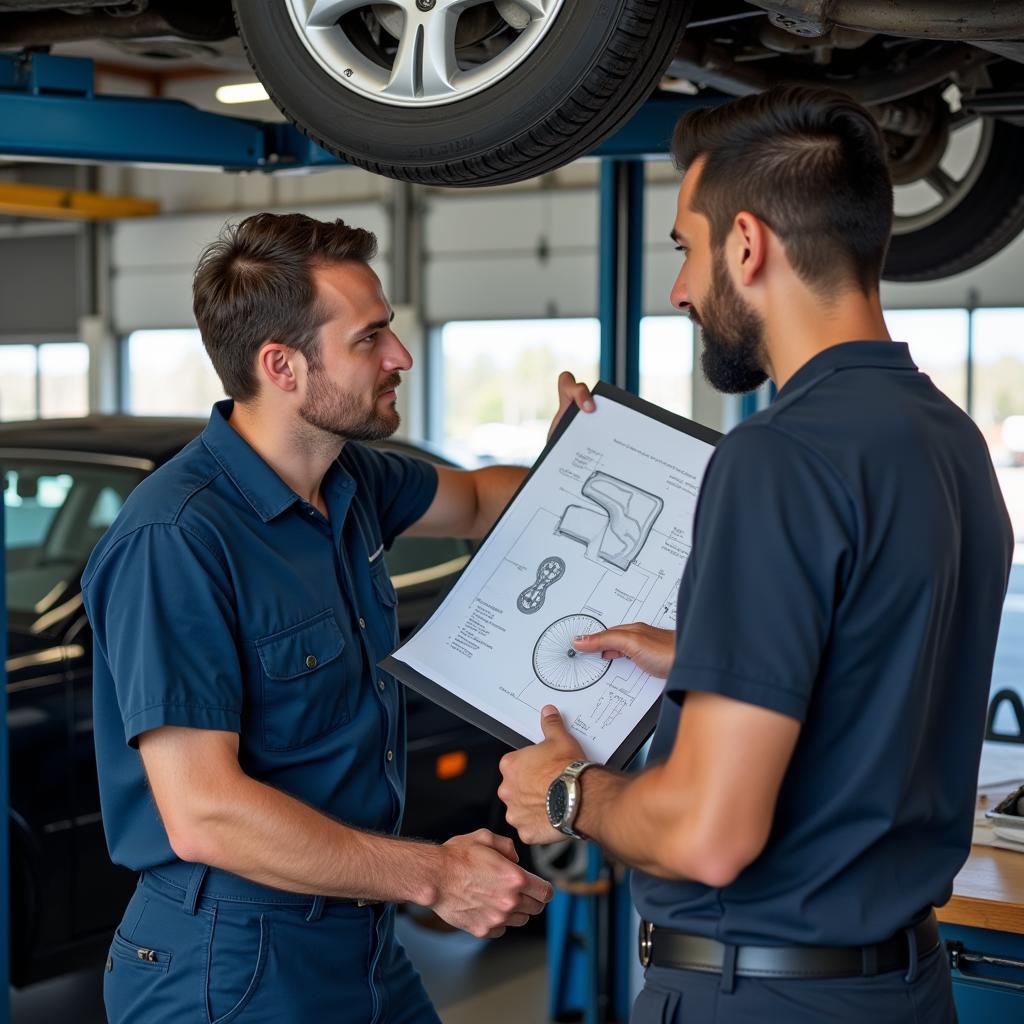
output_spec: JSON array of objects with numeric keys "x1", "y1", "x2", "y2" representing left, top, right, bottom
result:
[
  {"x1": 233, "y1": 0, "x2": 693, "y2": 186},
  {"x1": 884, "y1": 118, "x2": 1024, "y2": 282}
]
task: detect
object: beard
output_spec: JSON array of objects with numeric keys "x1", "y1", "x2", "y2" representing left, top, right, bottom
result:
[
  {"x1": 692, "y1": 249, "x2": 768, "y2": 395},
  {"x1": 299, "y1": 368, "x2": 401, "y2": 442}
]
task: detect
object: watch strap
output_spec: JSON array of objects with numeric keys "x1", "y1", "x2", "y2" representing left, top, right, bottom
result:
[{"x1": 555, "y1": 759, "x2": 597, "y2": 838}]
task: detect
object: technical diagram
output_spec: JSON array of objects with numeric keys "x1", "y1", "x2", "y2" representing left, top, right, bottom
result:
[
  {"x1": 556, "y1": 471, "x2": 664, "y2": 570},
  {"x1": 388, "y1": 388, "x2": 718, "y2": 764},
  {"x1": 532, "y1": 614, "x2": 611, "y2": 691},
  {"x1": 516, "y1": 556, "x2": 566, "y2": 614}
]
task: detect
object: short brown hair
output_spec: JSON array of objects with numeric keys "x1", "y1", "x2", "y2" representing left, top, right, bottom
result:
[
  {"x1": 672, "y1": 86, "x2": 893, "y2": 294},
  {"x1": 192, "y1": 212, "x2": 377, "y2": 401}
]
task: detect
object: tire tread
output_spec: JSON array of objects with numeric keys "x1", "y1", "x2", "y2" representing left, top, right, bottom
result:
[{"x1": 235, "y1": 0, "x2": 692, "y2": 186}]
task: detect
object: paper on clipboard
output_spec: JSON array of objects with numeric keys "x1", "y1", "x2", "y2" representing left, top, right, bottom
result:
[{"x1": 381, "y1": 383, "x2": 721, "y2": 768}]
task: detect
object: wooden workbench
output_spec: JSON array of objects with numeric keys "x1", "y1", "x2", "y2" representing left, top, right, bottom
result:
[{"x1": 937, "y1": 844, "x2": 1024, "y2": 935}]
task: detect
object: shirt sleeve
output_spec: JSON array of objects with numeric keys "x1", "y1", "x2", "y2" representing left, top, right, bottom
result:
[
  {"x1": 666, "y1": 423, "x2": 856, "y2": 722},
  {"x1": 82, "y1": 522, "x2": 242, "y2": 747},
  {"x1": 354, "y1": 446, "x2": 439, "y2": 548}
]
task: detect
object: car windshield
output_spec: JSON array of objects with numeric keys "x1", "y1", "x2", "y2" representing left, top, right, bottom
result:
[{"x1": 3, "y1": 457, "x2": 145, "y2": 618}]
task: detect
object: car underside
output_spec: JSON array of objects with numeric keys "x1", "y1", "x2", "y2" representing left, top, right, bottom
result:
[{"x1": 1, "y1": 3, "x2": 1023, "y2": 270}]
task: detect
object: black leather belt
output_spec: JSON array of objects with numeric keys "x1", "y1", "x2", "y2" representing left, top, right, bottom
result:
[{"x1": 639, "y1": 913, "x2": 940, "y2": 980}]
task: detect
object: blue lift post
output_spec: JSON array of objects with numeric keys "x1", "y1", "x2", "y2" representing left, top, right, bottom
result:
[{"x1": 598, "y1": 160, "x2": 645, "y2": 392}]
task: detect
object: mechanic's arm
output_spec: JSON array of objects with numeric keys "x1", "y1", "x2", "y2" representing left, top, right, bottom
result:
[
  {"x1": 404, "y1": 371, "x2": 595, "y2": 540},
  {"x1": 499, "y1": 693, "x2": 800, "y2": 887},
  {"x1": 140, "y1": 726, "x2": 552, "y2": 938}
]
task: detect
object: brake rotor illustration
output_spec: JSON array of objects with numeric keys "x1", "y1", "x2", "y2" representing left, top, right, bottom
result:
[{"x1": 532, "y1": 613, "x2": 611, "y2": 692}]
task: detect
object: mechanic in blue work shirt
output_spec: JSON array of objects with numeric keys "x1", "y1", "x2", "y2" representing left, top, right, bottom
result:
[
  {"x1": 83, "y1": 213, "x2": 592, "y2": 1024},
  {"x1": 499, "y1": 87, "x2": 1014, "y2": 1023}
]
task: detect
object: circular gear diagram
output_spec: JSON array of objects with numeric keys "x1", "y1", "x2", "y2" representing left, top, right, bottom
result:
[{"x1": 533, "y1": 614, "x2": 611, "y2": 692}]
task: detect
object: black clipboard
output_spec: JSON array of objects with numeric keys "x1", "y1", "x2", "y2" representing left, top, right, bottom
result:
[{"x1": 380, "y1": 381, "x2": 722, "y2": 771}]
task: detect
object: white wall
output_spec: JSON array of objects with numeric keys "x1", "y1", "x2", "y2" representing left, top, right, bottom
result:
[{"x1": 110, "y1": 202, "x2": 391, "y2": 333}]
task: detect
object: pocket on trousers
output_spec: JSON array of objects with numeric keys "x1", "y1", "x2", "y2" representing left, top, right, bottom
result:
[
  {"x1": 109, "y1": 928, "x2": 172, "y2": 972},
  {"x1": 205, "y1": 910, "x2": 270, "y2": 1024},
  {"x1": 630, "y1": 984, "x2": 681, "y2": 1024},
  {"x1": 104, "y1": 929, "x2": 175, "y2": 1024}
]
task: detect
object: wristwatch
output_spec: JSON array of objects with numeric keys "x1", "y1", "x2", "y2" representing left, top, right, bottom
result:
[{"x1": 546, "y1": 760, "x2": 597, "y2": 839}]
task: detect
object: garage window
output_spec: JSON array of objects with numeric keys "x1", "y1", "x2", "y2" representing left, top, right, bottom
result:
[
  {"x1": 0, "y1": 342, "x2": 89, "y2": 422},
  {"x1": 970, "y1": 309, "x2": 1024, "y2": 720},
  {"x1": 639, "y1": 316, "x2": 693, "y2": 418},
  {"x1": 125, "y1": 329, "x2": 225, "y2": 416},
  {"x1": 884, "y1": 309, "x2": 969, "y2": 410},
  {"x1": 39, "y1": 343, "x2": 89, "y2": 418},
  {"x1": 0, "y1": 345, "x2": 37, "y2": 421},
  {"x1": 431, "y1": 319, "x2": 600, "y2": 465}
]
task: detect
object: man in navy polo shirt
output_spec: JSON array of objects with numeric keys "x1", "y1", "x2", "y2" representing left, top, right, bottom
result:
[
  {"x1": 83, "y1": 212, "x2": 594, "y2": 1023},
  {"x1": 499, "y1": 87, "x2": 1013, "y2": 1022}
]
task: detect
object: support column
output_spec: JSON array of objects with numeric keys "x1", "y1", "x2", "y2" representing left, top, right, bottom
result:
[
  {"x1": 390, "y1": 181, "x2": 427, "y2": 440},
  {"x1": 599, "y1": 161, "x2": 645, "y2": 393}
]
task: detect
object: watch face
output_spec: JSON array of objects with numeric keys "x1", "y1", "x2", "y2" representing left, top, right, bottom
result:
[{"x1": 547, "y1": 779, "x2": 569, "y2": 825}]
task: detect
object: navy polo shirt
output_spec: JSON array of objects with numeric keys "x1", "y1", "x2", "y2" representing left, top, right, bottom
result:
[
  {"x1": 633, "y1": 342, "x2": 1013, "y2": 946},
  {"x1": 82, "y1": 400, "x2": 438, "y2": 872}
]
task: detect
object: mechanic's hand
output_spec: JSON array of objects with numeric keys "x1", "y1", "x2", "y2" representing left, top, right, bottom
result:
[
  {"x1": 499, "y1": 706, "x2": 587, "y2": 846},
  {"x1": 572, "y1": 623, "x2": 676, "y2": 679},
  {"x1": 547, "y1": 371, "x2": 595, "y2": 441},
  {"x1": 432, "y1": 829, "x2": 553, "y2": 939}
]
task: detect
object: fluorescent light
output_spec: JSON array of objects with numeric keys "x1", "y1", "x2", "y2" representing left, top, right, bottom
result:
[{"x1": 216, "y1": 82, "x2": 270, "y2": 105}]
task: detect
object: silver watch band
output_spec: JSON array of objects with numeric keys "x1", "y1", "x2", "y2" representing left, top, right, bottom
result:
[{"x1": 558, "y1": 759, "x2": 597, "y2": 838}]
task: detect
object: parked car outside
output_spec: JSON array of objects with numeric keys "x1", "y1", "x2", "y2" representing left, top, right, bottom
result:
[{"x1": 2, "y1": 415, "x2": 511, "y2": 987}]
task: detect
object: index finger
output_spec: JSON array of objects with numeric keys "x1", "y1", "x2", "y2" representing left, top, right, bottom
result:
[{"x1": 572, "y1": 627, "x2": 623, "y2": 648}]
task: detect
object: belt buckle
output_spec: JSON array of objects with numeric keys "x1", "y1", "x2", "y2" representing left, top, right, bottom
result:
[{"x1": 639, "y1": 920, "x2": 654, "y2": 968}]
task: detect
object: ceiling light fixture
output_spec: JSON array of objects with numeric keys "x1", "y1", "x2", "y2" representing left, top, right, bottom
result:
[{"x1": 215, "y1": 82, "x2": 270, "y2": 104}]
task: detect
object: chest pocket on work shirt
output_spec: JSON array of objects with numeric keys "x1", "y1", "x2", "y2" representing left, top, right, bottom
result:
[{"x1": 256, "y1": 609, "x2": 349, "y2": 752}]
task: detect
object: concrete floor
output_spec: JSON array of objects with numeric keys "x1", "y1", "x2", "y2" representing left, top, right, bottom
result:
[{"x1": 10, "y1": 912, "x2": 549, "y2": 1024}]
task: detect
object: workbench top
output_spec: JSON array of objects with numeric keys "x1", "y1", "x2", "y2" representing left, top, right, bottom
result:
[{"x1": 937, "y1": 844, "x2": 1024, "y2": 935}]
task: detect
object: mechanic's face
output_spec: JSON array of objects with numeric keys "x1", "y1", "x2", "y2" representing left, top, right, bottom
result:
[
  {"x1": 299, "y1": 261, "x2": 411, "y2": 441},
  {"x1": 670, "y1": 163, "x2": 768, "y2": 395}
]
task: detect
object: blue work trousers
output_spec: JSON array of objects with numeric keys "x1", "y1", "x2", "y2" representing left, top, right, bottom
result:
[
  {"x1": 103, "y1": 868, "x2": 440, "y2": 1024},
  {"x1": 632, "y1": 944, "x2": 958, "y2": 1023}
]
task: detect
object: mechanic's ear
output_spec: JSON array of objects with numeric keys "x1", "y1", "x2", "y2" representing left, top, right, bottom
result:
[
  {"x1": 732, "y1": 211, "x2": 767, "y2": 287},
  {"x1": 259, "y1": 342, "x2": 299, "y2": 394}
]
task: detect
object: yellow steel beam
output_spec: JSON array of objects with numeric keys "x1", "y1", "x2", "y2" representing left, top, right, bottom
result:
[{"x1": 0, "y1": 182, "x2": 160, "y2": 221}]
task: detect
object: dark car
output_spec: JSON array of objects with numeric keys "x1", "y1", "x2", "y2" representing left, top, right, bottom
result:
[
  {"x1": 2, "y1": 415, "x2": 509, "y2": 987},
  {"x1": 3, "y1": 2, "x2": 1024, "y2": 278}
]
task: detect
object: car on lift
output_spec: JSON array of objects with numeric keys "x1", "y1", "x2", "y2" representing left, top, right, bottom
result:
[
  {"x1": 3, "y1": 415, "x2": 511, "y2": 987},
  {"x1": 1, "y1": 1, "x2": 1024, "y2": 280}
]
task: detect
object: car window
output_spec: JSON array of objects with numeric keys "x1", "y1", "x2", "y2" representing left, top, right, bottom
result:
[
  {"x1": 3, "y1": 471, "x2": 72, "y2": 550},
  {"x1": 3, "y1": 459, "x2": 144, "y2": 617}
]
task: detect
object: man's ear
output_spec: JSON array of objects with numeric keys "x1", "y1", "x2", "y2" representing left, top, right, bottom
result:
[
  {"x1": 731, "y1": 211, "x2": 768, "y2": 287},
  {"x1": 258, "y1": 342, "x2": 299, "y2": 394}
]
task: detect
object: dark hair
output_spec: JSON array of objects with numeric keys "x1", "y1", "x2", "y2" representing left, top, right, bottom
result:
[
  {"x1": 671, "y1": 86, "x2": 893, "y2": 294},
  {"x1": 192, "y1": 212, "x2": 378, "y2": 401}
]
